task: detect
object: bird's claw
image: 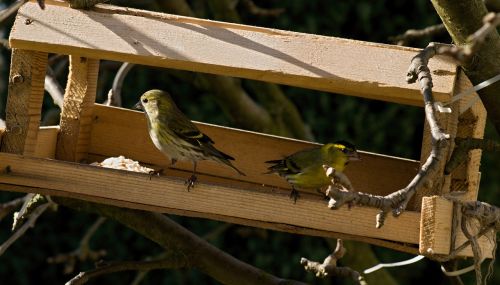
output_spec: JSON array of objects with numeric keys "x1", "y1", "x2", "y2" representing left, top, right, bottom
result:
[
  {"x1": 148, "y1": 169, "x2": 164, "y2": 180},
  {"x1": 185, "y1": 174, "x2": 197, "y2": 191},
  {"x1": 289, "y1": 188, "x2": 300, "y2": 204}
]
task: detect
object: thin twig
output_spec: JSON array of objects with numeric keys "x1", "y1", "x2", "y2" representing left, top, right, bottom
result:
[
  {"x1": 105, "y1": 62, "x2": 134, "y2": 107},
  {"x1": 436, "y1": 12, "x2": 500, "y2": 64},
  {"x1": 47, "y1": 217, "x2": 108, "y2": 274},
  {"x1": 0, "y1": 196, "x2": 26, "y2": 222},
  {"x1": 0, "y1": 202, "x2": 52, "y2": 256},
  {"x1": 45, "y1": 66, "x2": 65, "y2": 108},
  {"x1": 0, "y1": 0, "x2": 27, "y2": 26},
  {"x1": 300, "y1": 239, "x2": 366, "y2": 285},
  {"x1": 66, "y1": 256, "x2": 189, "y2": 285},
  {"x1": 390, "y1": 24, "x2": 447, "y2": 46},
  {"x1": 239, "y1": 0, "x2": 285, "y2": 17}
]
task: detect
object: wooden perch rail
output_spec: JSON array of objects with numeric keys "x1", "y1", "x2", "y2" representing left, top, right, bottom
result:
[
  {"x1": 0, "y1": 2, "x2": 491, "y2": 258},
  {"x1": 10, "y1": 2, "x2": 459, "y2": 106}
]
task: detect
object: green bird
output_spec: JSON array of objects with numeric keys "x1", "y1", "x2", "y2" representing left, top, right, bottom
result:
[
  {"x1": 134, "y1": 89, "x2": 245, "y2": 190},
  {"x1": 265, "y1": 141, "x2": 359, "y2": 202}
]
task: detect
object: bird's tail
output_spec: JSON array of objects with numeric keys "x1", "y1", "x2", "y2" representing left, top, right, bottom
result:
[{"x1": 222, "y1": 159, "x2": 246, "y2": 176}]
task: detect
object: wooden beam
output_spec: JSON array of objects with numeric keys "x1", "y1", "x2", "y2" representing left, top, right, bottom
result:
[
  {"x1": 0, "y1": 152, "x2": 421, "y2": 244},
  {"x1": 0, "y1": 182, "x2": 418, "y2": 254},
  {"x1": 420, "y1": 196, "x2": 494, "y2": 258},
  {"x1": 56, "y1": 56, "x2": 100, "y2": 162},
  {"x1": 10, "y1": 3, "x2": 458, "y2": 106},
  {"x1": 0, "y1": 49, "x2": 47, "y2": 155},
  {"x1": 89, "y1": 104, "x2": 420, "y2": 196}
]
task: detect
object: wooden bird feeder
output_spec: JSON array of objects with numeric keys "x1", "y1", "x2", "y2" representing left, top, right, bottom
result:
[{"x1": 0, "y1": 2, "x2": 494, "y2": 257}]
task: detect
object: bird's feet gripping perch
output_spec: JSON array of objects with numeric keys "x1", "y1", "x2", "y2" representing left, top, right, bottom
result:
[
  {"x1": 290, "y1": 187, "x2": 300, "y2": 204},
  {"x1": 185, "y1": 174, "x2": 197, "y2": 191}
]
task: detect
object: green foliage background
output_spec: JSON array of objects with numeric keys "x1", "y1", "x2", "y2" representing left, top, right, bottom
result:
[{"x1": 0, "y1": 0, "x2": 498, "y2": 284}]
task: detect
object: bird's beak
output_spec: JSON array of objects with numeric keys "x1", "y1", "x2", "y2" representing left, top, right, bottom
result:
[
  {"x1": 349, "y1": 151, "x2": 361, "y2": 161},
  {"x1": 134, "y1": 101, "x2": 143, "y2": 111}
]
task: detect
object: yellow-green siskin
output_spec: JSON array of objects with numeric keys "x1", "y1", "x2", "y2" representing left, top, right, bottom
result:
[
  {"x1": 265, "y1": 141, "x2": 359, "y2": 202},
  {"x1": 134, "y1": 89, "x2": 245, "y2": 190}
]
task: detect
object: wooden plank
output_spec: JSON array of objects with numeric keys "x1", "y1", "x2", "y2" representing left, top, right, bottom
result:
[
  {"x1": 451, "y1": 71, "x2": 486, "y2": 201},
  {"x1": 0, "y1": 49, "x2": 47, "y2": 155},
  {"x1": 89, "y1": 104, "x2": 420, "y2": 196},
  {"x1": 34, "y1": 126, "x2": 58, "y2": 158},
  {"x1": 10, "y1": 2, "x2": 458, "y2": 106},
  {"x1": 420, "y1": 196, "x2": 494, "y2": 258},
  {"x1": 0, "y1": 182, "x2": 418, "y2": 255},
  {"x1": 0, "y1": 152, "x2": 420, "y2": 244},
  {"x1": 56, "y1": 56, "x2": 99, "y2": 162}
]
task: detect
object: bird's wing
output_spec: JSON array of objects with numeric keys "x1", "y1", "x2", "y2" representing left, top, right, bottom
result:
[
  {"x1": 266, "y1": 147, "x2": 322, "y2": 175},
  {"x1": 169, "y1": 116, "x2": 214, "y2": 145},
  {"x1": 169, "y1": 118, "x2": 236, "y2": 161}
]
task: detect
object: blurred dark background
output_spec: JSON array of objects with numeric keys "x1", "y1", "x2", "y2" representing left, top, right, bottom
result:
[{"x1": 0, "y1": 0, "x2": 498, "y2": 284}]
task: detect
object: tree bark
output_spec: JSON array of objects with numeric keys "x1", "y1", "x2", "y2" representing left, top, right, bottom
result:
[{"x1": 431, "y1": 0, "x2": 500, "y2": 133}]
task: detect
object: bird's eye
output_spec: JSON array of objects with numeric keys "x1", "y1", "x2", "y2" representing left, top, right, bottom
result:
[{"x1": 142, "y1": 98, "x2": 148, "y2": 104}]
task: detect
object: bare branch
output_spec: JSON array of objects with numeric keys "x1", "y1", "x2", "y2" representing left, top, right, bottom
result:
[
  {"x1": 239, "y1": 0, "x2": 285, "y2": 17},
  {"x1": 47, "y1": 217, "x2": 108, "y2": 274},
  {"x1": 105, "y1": 62, "x2": 134, "y2": 107},
  {"x1": 0, "y1": 196, "x2": 26, "y2": 222},
  {"x1": 45, "y1": 66, "x2": 65, "y2": 108},
  {"x1": 436, "y1": 12, "x2": 500, "y2": 64},
  {"x1": 390, "y1": 24, "x2": 447, "y2": 46},
  {"x1": 66, "y1": 256, "x2": 189, "y2": 285},
  {"x1": 301, "y1": 239, "x2": 366, "y2": 285},
  {"x1": 325, "y1": 43, "x2": 451, "y2": 228},
  {"x1": 0, "y1": 201, "x2": 52, "y2": 256},
  {"x1": 0, "y1": 0, "x2": 27, "y2": 26},
  {"x1": 53, "y1": 196, "x2": 307, "y2": 285}
]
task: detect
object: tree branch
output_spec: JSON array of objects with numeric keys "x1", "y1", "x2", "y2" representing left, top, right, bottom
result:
[
  {"x1": 389, "y1": 24, "x2": 447, "y2": 46},
  {"x1": 431, "y1": 0, "x2": 500, "y2": 134},
  {"x1": 0, "y1": 199, "x2": 52, "y2": 256},
  {"x1": 0, "y1": 196, "x2": 25, "y2": 222},
  {"x1": 67, "y1": 256, "x2": 188, "y2": 285},
  {"x1": 47, "y1": 217, "x2": 108, "y2": 274},
  {"x1": 52, "y1": 197, "x2": 307, "y2": 285},
  {"x1": 238, "y1": 0, "x2": 285, "y2": 17},
  {"x1": 300, "y1": 239, "x2": 366, "y2": 285}
]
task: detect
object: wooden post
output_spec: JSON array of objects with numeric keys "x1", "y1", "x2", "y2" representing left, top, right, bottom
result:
[
  {"x1": 0, "y1": 49, "x2": 47, "y2": 155},
  {"x1": 451, "y1": 71, "x2": 486, "y2": 201},
  {"x1": 56, "y1": 55, "x2": 99, "y2": 162},
  {"x1": 420, "y1": 196, "x2": 494, "y2": 257}
]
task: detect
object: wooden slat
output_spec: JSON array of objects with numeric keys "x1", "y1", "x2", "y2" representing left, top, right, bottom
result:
[
  {"x1": 0, "y1": 49, "x2": 47, "y2": 155},
  {"x1": 420, "y1": 196, "x2": 494, "y2": 258},
  {"x1": 56, "y1": 56, "x2": 99, "y2": 162},
  {"x1": 0, "y1": 152, "x2": 420, "y2": 244},
  {"x1": 10, "y1": 2, "x2": 458, "y2": 106},
  {"x1": 34, "y1": 126, "x2": 58, "y2": 158},
  {"x1": 0, "y1": 182, "x2": 418, "y2": 254},
  {"x1": 452, "y1": 71, "x2": 486, "y2": 201},
  {"x1": 89, "y1": 104, "x2": 420, "y2": 196}
]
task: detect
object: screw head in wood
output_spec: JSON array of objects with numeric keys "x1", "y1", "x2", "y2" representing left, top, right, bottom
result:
[
  {"x1": 25, "y1": 18, "x2": 34, "y2": 25},
  {"x1": 12, "y1": 74, "x2": 24, "y2": 84}
]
